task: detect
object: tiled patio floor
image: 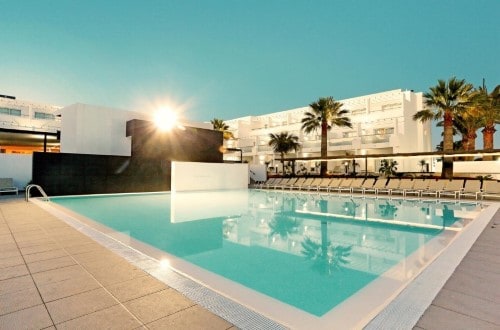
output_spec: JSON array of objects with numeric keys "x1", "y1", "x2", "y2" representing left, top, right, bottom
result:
[
  {"x1": 0, "y1": 196, "x2": 235, "y2": 330},
  {"x1": 1, "y1": 194, "x2": 499, "y2": 329}
]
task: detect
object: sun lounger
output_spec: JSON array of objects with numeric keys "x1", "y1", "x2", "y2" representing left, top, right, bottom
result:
[
  {"x1": 288, "y1": 178, "x2": 306, "y2": 190},
  {"x1": 332, "y1": 178, "x2": 353, "y2": 193},
  {"x1": 364, "y1": 178, "x2": 388, "y2": 195},
  {"x1": 348, "y1": 178, "x2": 365, "y2": 193},
  {"x1": 458, "y1": 180, "x2": 482, "y2": 200},
  {"x1": 321, "y1": 178, "x2": 341, "y2": 192},
  {"x1": 404, "y1": 179, "x2": 429, "y2": 197},
  {"x1": 297, "y1": 177, "x2": 315, "y2": 190},
  {"x1": 0, "y1": 178, "x2": 18, "y2": 195},
  {"x1": 351, "y1": 178, "x2": 375, "y2": 195},
  {"x1": 389, "y1": 179, "x2": 414, "y2": 196},
  {"x1": 377, "y1": 179, "x2": 400, "y2": 195},
  {"x1": 481, "y1": 180, "x2": 500, "y2": 200},
  {"x1": 316, "y1": 178, "x2": 334, "y2": 191},
  {"x1": 307, "y1": 178, "x2": 324, "y2": 191},
  {"x1": 278, "y1": 178, "x2": 298, "y2": 190},
  {"x1": 262, "y1": 178, "x2": 278, "y2": 189},
  {"x1": 437, "y1": 179, "x2": 464, "y2": 199},
  {"x1": 420, "y1": 180, "x2": 446, "y2": 198},
  {"x1": 271, "y1": 178, "x2": 287, "y2": 189}
]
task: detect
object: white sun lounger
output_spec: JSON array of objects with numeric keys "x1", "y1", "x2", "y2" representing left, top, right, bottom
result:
[
  {"x1": 458, "y1": 180, "x2": 482, "y2": 200},
  {"x1": 0, "y1": 178, "x2": 19, "y2": 195},
  {"x1": 351, "y1": 178, "x2": 375, "y2": 195},
  {"x1": 404, "y1": 179, "x2": 429, "y2": 197},
  {"x1": 437, "y1": 179, "x2": 464, "y2": 199},
  {"x1": 421, "y1": 180, "x2": 446, "y2": 198},
  {"x1": 389, "y1": 179, "x2": 414, "y2": 196},
  {"x1": 377, "y1": 179, "x2": 400, "y2": 195},
  {"x1": 307, "y1": 178, "x2": 325, "y2": 191},
  {"x1": 364, "y1": 178, "x2": 388, "y2": 195},
  {"x1": 481, "y1": 180, "x2": 500, "y2": 200}
]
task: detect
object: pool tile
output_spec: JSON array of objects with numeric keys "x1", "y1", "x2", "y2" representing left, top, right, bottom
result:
[
  {"x1": 0, "y1": 248, "x2": 22, "y2": 259},
  {"x1": 32, "y1": 264, "x2": 89, "y2": 286},
  {"x1": 124, "y1": 288, "x2": 195, "y2": 323},
  {"x1": 0, "y1": 275, "x2": 36, "y2": 295},
  {"x1": 56, "y1": 305, "x2": 142, "y2": 329},
  {"x1": 46, "y1": 287, "x2": 118, "y2": 324},
  {"x1": 0, "y1": 233, "x2": 15, "y2": 244},
  {"x1": 26, "y1": 255, "x2": 77, "y2": 274},
  {"x1": 37, "y1": 273, "x2": 101, "y2": 302},
  {"x1": 106, "y1": 275, "x2": 167, "y2": 302},
  {"x1": 86, "y1": 263, "x2": 146, "y2": 286},
  {"x1": 63, "y1": 242, "x2": 107, "y2": 255},
  {"x1": 20, "y1": 242, "x2": 60, "y2": 255},
  {"x1": 23, "y1": 248, "x2": 68, "y2": 263},
  {"x1": 147, "y1": 305, "x2": 232, "y2": 330},
  {"x1": 433, "y1": 288, "x2": 500, "y2": 325},
  {"x1": 16, "y1": 237, "x2": 55, "y2": 248},
  {"x1": 445, "y1": 272, "x2": 500, "y2": 302},
  {"x1": 0, "y1": 286, "x2": 43, "y2": 316},
  {"x1": 0, "y1": 304, "x2": 53, "y2": 330},
  {"x1": 0, "y1": 255, "x2": 25, "y2": 269},
  {"x1": 416, "y1": 305, "x2": 498, "y2": 330},
  {"x1": 0, "y1": 264, "x2": 29, "y2": 281}
]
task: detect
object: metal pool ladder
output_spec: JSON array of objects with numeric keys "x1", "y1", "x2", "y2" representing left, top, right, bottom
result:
[{"x1": 25, "y1": 184, "x2": 50, "y2": 202}]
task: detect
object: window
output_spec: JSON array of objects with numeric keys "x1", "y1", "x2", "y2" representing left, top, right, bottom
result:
[
  {"x1": 0, "y1": 107, "x2": 21, "y2": 116},
  {"x1": 34, "y1": 112, "x2": 56, "y2": 120}
]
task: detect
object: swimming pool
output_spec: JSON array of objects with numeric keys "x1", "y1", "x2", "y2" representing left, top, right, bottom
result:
[{"x1": 45, "y1": 190, "x2": 487, "y2": 328}]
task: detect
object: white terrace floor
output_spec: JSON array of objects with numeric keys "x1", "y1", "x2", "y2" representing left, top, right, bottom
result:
[{"x1": 0, "y1": 194, "x2": 499, "y2": 330}]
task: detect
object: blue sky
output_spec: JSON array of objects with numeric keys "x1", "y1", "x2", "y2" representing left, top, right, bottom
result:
[{"x1": 0, "y1": 1, "x2": 498, "y2": 147}]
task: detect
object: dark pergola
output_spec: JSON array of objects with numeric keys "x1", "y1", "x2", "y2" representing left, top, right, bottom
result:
[{"x1": 278, "y1": 149, "x2": 500, "y2": 177}]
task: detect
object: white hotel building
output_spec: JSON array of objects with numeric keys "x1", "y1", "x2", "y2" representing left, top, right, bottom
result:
[{"x1": 224, "y1": 89, "x2": 433, "y2": 174}]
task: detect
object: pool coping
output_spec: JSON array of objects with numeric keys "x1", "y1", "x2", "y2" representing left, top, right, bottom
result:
[{"x1": 31, "y1": 192, "x2": 499, "y2": 329}]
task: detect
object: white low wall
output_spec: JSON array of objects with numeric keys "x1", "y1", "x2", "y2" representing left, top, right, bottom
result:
[
  {"x1": 171, "y1": 162, "x2": 249, "y2": 191},
  {"x1": 434, "y1": 160, "x2": 500, "y2": 179},
  {"x1": 0, "y1": 154, "x2": 32, "y2": 189}
]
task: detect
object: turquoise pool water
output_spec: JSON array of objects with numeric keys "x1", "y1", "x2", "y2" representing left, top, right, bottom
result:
[{"x1": 51, "y1": 190, "x2": 481, "y2": 317}]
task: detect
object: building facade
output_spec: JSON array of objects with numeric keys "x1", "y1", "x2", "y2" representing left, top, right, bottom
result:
[
  {"x1": 0, "y1": 94, "x2": 61, "y2": 153},
  {"x1": 224, "y1": 89, "x2": 432, "y2": 174}
]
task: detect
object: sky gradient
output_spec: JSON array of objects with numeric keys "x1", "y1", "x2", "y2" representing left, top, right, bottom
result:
[{"x1": 1, "y1": 1, "x2": 498, "y2": 147}]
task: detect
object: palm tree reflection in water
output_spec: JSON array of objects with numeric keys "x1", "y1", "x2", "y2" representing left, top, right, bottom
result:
[
  {"x1": 302, "y1": 198, "x2": 352, "y2": 276},
  {"x1": 269, "y1": 215, "x2": 301, "y2": 240}
]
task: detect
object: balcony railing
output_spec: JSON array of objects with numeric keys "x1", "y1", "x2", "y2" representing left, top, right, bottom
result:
[{"x1": 361, "y1": 134, "x2": 391, "y2": 144}]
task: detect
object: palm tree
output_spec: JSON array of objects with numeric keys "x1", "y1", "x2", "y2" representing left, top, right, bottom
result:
[
  {"x1": 301, "y1": 97, "x2": 352, "y2": 176},
  {"x1": 413, "y1": 77, "x2": 473, "y2": 178},
  {"x1": 378, "y1": 159, "x2": 398, "y2": 177},
  {"x1": 455, "y1": 111, "x2": 482, "y2": 151},
  {"x1": 474, "y1": 84, "x2": 500, "y2": 150},
  {"x1": 211, "y1": 118, "x2": 234, "y2": 140},
  {"x1": 268, "y1": 132, "x2": 300, "y2": 174}
]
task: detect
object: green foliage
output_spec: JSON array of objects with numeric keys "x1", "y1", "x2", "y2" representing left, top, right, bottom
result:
[
  {"x1": 268, "y1": 132, "x2": 300, "y2": 164},
  {"x1": 379, "y1": 159, "x2": 398, "y2": 177},
  {"x1": 301, "y1": 236, "x2": 352, "y2": 276},
  {"x1": 301, "y1": 96, "x2": 352, "y2": 176},
  {"x1": 211, "y1": 118, "x2": 234, "y2": 140}
]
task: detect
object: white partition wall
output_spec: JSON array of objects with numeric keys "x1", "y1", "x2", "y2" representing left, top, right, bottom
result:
[
  {"x1": 171, "y1": 162, "x2": 249, "y2": 191},
  {"x1": 0, "y1": 154, "x2": 32, "y2": 189}
]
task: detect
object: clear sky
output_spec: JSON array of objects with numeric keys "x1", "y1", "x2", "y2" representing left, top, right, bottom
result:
[{"x1": 1, "y1": 0, "x2": 498, "y2": 147}]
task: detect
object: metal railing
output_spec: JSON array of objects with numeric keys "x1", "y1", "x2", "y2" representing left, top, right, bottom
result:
[{"x1": 25, "y1": 184, "x2": 50, "y2": 202}]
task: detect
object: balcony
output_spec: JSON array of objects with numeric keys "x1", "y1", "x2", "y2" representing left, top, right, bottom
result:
[{"x1": 361, "y1": 134, "x2": 391, "y2": 144}]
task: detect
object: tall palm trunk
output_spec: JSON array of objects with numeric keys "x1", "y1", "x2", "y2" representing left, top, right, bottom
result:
[
  {"x1": 320, "y1": 121, "x2": 328, "y2": 176},
  {"x1": 442, "y1": 110, "x2": 454, "y2": 178},
  {"x1": 280, "y1": 152, "x2": 285, "y2": 174},
  {"x1": 482, "y1": 126, "x2": 495, "y2": 160},
  {"x1": 466, "y1": 132, "x2": 477, "y2": 151},
  {"x1": 482, "y1": 125, "x2": 496, "y2": 150}
]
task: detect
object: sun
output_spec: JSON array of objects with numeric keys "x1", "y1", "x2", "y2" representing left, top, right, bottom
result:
[{"x1": 154, "y1": 108, "x2": 178, "y2": 131}]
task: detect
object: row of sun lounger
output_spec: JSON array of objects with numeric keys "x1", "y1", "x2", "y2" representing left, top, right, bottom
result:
[{"x1": 257, "y1": 177, "x2": 500, "y2": 200}]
